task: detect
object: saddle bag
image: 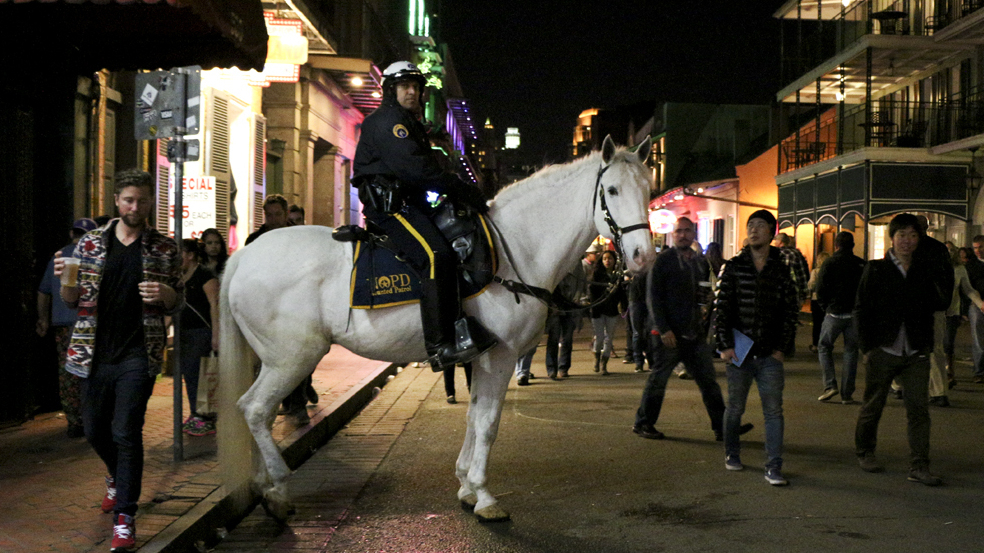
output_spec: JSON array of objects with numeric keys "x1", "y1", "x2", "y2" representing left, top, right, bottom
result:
[{"x1": 430, "y1": 200, "x2": 477, "y2": 262}]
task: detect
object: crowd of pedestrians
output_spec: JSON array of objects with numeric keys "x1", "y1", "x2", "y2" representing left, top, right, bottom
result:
[{"x1": 523, "y1": 209, "x2": 969, "y2": 490}]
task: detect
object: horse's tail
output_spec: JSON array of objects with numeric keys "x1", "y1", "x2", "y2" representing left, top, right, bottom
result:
[{"x1": 217, "y1": 250, "x2": 256, "y2": 506}]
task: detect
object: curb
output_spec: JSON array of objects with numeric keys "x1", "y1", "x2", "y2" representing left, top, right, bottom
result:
[{"x1": 139, "y1": 361, "x2": 401, "y2": 553}]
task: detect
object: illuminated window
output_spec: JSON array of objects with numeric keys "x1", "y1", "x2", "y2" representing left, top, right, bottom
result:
[
  {"x1": 698, "y1": 216, "x2": 711, "y2": 248},
  {"x1": 871, "y1": 224, "x2": 886, "y2": 260}
]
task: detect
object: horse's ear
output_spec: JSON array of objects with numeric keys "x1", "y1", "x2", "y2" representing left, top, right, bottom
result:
[
  {"x1": 634, "y1": 135, "x2": 653, "y2": 164},
  {"x1": 601, "y1": 135, "x2": 616, "y2": 165}
]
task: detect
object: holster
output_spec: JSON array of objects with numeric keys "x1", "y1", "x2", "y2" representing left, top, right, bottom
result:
[{"x1": 360, "y1": 175, "x2": 404, "y2": 215}]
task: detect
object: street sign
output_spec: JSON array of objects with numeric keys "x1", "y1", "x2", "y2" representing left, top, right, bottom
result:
[{"x1": 134, "y1": 66, "x2": 202, "y2": 140}]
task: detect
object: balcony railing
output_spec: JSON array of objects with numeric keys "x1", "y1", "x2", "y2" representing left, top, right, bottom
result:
[
  {"x1": 783, "y1": 0, "x2": 984, "y2": 83},
  {"x1": 780, "y1": 94, "x2": 984, "y2": 172}
]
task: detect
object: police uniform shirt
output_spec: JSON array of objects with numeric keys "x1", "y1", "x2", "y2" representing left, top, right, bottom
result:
[{"x1": 353, "y1": 102, "x2": 450, "y2": 197}]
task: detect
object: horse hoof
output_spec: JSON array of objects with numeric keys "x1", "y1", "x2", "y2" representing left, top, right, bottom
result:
[
  {"x1": 260, "y1": 495, "x2": 296, "y2": 523},
  {"x1": 474, "y1": 504, "x2": 510, "y2": 523},
  {"x1": 459, "y1": 493, "x2": 478, "y2": 512}
]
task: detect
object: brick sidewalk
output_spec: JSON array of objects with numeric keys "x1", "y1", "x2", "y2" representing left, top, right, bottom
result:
[{"x1": 0, "y1": 347, "x2": 393, "y2": 553}]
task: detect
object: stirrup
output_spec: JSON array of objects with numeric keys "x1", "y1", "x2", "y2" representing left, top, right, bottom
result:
[
  {"x1": 425, "y1": 316, "x2": 498, "y2": 371},
  {"x1": 454, "y1": 316, "x2": 498, "y2": 356}
]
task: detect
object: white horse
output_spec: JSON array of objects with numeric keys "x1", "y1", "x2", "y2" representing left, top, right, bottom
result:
[{"x1": 218, "y1": 135, "x2": 655, "y2": 523}]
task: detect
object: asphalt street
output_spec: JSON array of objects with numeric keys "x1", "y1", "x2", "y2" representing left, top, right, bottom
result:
[{"x1": 272, "y1": 326, "x2": 984, "y2": 553}]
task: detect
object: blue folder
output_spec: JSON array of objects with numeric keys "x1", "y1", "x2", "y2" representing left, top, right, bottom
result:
[{"x1": 732, "y1": 329, "x2": 754, "y2": 367}]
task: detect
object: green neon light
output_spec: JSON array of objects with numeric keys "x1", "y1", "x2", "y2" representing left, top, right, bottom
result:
[
  {"x1": 424, "y1": 15, "x2": 430, "y2": 37},
  {"x1": 408, "y1": 0, "x2": 416, "y2": 34}
]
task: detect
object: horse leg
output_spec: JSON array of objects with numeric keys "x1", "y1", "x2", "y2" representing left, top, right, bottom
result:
[
  {"x1": 455, "y1": 414, "x2": 478, "y2": 511},
  {"x1": 457, "y1": 349, "x2": 514, "y2": 522},
  {"x1": 237, "y1": 361, "x2": 316, "y2": 522}
]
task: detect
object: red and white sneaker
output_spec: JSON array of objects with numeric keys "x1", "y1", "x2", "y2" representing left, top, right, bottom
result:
[
  {"x1": 101, "y1": 476, "x2": 117, "y2": 513},
  {"x1": 110, "y1": 513, "x2": 135, "y2": 552}
]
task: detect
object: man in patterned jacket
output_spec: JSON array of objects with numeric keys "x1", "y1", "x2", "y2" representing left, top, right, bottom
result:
[
  {"x1": 714, "y1": 209, "x2": 800, "y2": 486},
  {"x1": 772, "y1": 232, "x2": 809, "y2": 354},
  {"x1": 56, "y1": 169, "x2": 182, "y2": 552}
]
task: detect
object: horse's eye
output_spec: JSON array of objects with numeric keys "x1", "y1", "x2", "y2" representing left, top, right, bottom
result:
[{"x1": 606, "y1": 186, "x2": 618, "y2": 196}]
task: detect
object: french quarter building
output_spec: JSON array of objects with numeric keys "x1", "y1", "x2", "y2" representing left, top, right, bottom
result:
[{"x1": 774, "y1": 0, "x2": 984, "y2": 263}]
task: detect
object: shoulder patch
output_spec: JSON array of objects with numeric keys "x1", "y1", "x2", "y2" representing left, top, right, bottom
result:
[{"x1": 392, "y1": 124, "x2": 409, "y2": 139}]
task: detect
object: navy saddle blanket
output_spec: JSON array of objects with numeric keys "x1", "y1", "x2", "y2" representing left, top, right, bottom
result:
[{"x1": 349, "y1": 214, "x2": 497, "y2": 309}]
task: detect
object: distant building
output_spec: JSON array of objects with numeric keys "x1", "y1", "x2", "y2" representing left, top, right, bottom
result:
[{"x1": 504, "y1": 127, "x2": 521, "y2": 149}]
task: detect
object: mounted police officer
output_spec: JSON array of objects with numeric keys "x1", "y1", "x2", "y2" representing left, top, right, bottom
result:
[{"x1": 352, "y1": 60, "x2": 495, "y2": 371}]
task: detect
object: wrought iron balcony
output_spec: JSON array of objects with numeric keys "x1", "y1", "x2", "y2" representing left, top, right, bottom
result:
[{"x1": 780, "y1": 93, "x2": 984, "y2": 173}]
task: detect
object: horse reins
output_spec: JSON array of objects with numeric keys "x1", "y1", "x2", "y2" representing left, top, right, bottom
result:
[{"x1": 490, "y1": 159, "x2": 651, "y2": 313}]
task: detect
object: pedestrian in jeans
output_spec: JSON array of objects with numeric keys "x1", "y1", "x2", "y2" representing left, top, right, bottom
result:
[
  {"x1": 854, "y1": 214, "x2": 950, "y2": 486},
  {"x1": 544, "y1": 262, "x2": 587, "y2": 379},
  {"x1": 626, "y1": 272, "x2": 652, "y2": 372},
  {"x1": 56, "y1": 169, "x2": 182, "y2": 552},
  {"x1": 815, "y1": 232, "x2": 866, "y2": 404},
  {"x1": 633, "y1": 217, "x2": 749, "y2": 441},
  {"x1": 713, "y1": 210, "x2": 799, "y2": 486},
  {"x1": 963, "y1": 236, "x2": 984, "y2": 384}
]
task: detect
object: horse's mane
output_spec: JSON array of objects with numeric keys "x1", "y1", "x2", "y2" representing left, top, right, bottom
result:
[{"x1": 490, "y1": 150, "x2": 603, "y2": 209}]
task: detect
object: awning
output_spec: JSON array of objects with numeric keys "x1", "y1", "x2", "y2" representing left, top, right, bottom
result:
[
  {"x1": 308, "y1": 55, "x2": 383, "y2": 116},
  {"x1": 0, "y1": 0, "x2": 268, "y2": 71}
]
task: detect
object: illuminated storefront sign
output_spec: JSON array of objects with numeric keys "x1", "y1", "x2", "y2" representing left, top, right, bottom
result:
[
  {"x1": 168, "y1": 175, "x2": 216, "y2": 239},
  {"x1": 649, "y1": 209, "x2": 676, "y2": 234}
]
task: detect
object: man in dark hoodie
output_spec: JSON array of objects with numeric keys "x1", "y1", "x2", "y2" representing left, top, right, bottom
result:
[
  {"x1": 713, "y1": 210, "x2": 799, "y2": 486},
  {"x1": 815, "y1": 231, "x2": 866, "y2": 404},
  {"x1": 854, "y1": 213, "x2": 950, "y2": 486}
]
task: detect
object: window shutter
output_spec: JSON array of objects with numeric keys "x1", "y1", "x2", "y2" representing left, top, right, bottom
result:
[
  {"x1": 250, "y1": 113, "x2": 266, "y2": 232},
  {"x1": 204, "y1": 88, "x2": 232, "y2": 240},
  {"x1": 155, "y1": 138, "x2": 170, "y2": 232}
]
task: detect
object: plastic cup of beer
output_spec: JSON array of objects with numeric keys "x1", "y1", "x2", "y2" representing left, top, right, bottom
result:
[{"x1": 60, "y1": 258, "x2": 80, "y2": 288}]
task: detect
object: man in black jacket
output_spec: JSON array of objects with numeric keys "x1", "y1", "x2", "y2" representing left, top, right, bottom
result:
[
  {"x1": 854, "y1": 213, "x2": 950, "y2": 486},
  {"x1": 352, "y1": 61, "x2": 493, "y2": 370},
  {"x1": 632, "y1": 217, "x2": 744, "y2": 441},
  {"x1": 815, "y1": 231, "x2": 866, "y2": 403},
  {"x1": 714, "y1": 210, "x2": 799, "y2": 486}
]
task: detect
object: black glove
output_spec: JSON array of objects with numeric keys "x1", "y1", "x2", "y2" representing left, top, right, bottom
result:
[{"x1": 448, "y1": 178, "x2": 489, "y2": 214}]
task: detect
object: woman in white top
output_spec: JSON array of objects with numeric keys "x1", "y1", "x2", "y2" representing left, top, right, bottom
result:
[{"x1": 945, "y1": 247, "x2": 983, "y2": 389}]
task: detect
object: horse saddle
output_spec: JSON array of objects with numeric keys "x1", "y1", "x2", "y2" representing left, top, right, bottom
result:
[{"x1": 334, "y1": 201, "x2": 498, "y2": 309}]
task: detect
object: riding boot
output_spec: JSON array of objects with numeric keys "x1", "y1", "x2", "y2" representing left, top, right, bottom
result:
[
  {"x1": 594, "y1": 352, "x2": 601, "y2": 373},
  {"x1": 601, "y1": 356, "x2": 610, "y2": 375},
  {"x1": 420, "y1": 279, "x2": 495, "y2": 371}
]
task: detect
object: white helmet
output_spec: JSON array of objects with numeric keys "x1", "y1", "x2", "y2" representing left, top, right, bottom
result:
[{"x1": 381, "y1": 61, "x2": 426, "y2": 90}]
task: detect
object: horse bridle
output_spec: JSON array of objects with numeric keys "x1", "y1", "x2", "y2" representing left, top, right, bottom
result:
[
  {"x1": 490, "y1": 160, "x2": 651, "y2": 312},
  {"x1": 592, "y1": 162, "x2": 651, "y2": 260}
]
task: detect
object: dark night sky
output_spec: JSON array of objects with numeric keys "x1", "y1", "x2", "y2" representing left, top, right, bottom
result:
[{"x1": 439, "y1": 1, "x2": 787, "y2": 165}]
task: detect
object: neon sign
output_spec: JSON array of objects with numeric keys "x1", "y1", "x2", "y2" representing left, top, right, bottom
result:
[{"x1": 649, "y1": 209, "x2": 676, "y2": 234}]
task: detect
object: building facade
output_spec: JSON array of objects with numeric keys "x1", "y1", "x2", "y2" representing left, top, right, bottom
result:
[{"x1": 774, "y1": 0, "x2": 984, "y2": 260}]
